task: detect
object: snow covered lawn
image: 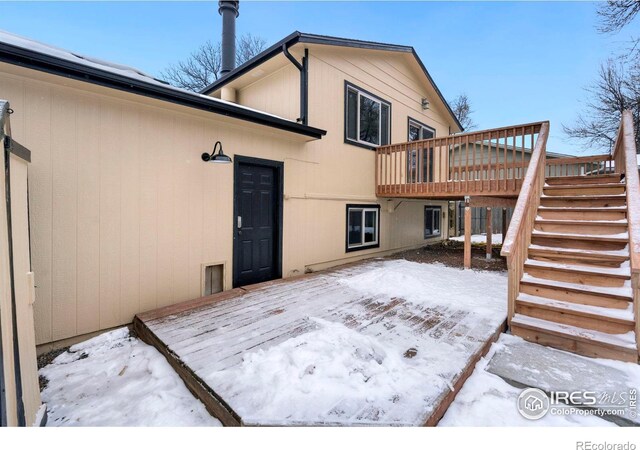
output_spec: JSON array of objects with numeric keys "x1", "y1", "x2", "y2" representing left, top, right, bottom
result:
[
  {"x1": 142, "y1": 259, "x2": 509, "y2": 425},
  {"x1": 450, "y1": 233, "x2": 503, "y2": 245},
  {"x1": 40, "y1": 327, "x2": 221, "y2": 426}
]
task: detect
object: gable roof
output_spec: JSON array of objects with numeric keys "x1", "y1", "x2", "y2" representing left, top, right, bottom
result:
[
  {"x1": 200, "y1": 31, "x2": 464, "y2": 132},
  {"x1": 0, "y1": 29, "x2": 326, "y2": 139}
]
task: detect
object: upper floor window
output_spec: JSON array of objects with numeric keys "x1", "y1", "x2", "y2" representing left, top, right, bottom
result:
[
  {"x1": 345, "y1": 82, "x2": 391, "y2": 148},
  {"x1": 407, "y1": 118, "x2": 436, "y2": 183},
  {"x1": 408, "y1": 118, "x2": 435, "y2": 141}
]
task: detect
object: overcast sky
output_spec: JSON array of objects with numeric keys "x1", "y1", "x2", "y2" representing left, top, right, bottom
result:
[{"x1": 1, "y1": 1, "x2": 637, "y2": 154}]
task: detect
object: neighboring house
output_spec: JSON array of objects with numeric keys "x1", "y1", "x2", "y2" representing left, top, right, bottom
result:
[
  {"x1": 0, "y1": 26, "x2": 461, "y2": 348},
  {"x1": 448, "y1": 143, "x2": 574, "y2": 237}
]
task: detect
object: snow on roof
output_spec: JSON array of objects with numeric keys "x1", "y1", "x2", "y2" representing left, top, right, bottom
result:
[
  {"x1": 0, "y1": 29, "x2": 170, "y2": 86},
  {"x1": 0, "y1": 29, "x2": 304, "y2": 126}
]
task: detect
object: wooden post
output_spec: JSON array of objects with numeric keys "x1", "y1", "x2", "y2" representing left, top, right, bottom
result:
[
  {"x1": 502, "y1": 209, "x2": 507, "y2": 236},
  {"x1": 502, "y1": 207, "x2": 507, "y2": 239},
  {"x1": 486, "y1": 207, "x2": 492, "y2": 260},
  {"x1": 633, "y1": 273, "x2": 639, "y2": 360},
  {"x1": 464, "y1": 196, "x2": 471, "y2": 269}
]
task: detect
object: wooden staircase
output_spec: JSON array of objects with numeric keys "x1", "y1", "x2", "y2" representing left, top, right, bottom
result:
[
  {"x1": 510, "y1": 173, "x2": 638, "y2": 362},
  {"x1": 501, "y1": 112, "x2": 640, "y2": 364}
]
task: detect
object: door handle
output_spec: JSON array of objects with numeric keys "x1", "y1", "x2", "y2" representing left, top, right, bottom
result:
[{"x1": 237, "y1": 216, "x2": 242, "y2": 229}]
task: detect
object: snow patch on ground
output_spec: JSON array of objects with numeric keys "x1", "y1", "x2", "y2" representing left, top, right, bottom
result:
[
  {"x1": 439, "y1": 336, "x2": 617, "y2": 427},
  {"x1": 450, "y1": 233, "x2": 503, "y2": 244},
  {"x1": 40, "y1": 327, "x2": 220, "y2": 427}
]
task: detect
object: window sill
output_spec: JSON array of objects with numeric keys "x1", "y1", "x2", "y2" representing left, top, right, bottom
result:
[
  {"x1": 345, "y1": 242, "x2": 380, "y2": 253},
  {"x1": 344, "y1": 138, "x2": 377, "y2": 151}
]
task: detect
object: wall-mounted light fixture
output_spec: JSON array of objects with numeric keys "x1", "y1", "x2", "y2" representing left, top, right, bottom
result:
[
  {"x1": 201, "y1": 140, "x2": 232, "y2": 164},
  {"x1": 421, "y1": 98, "x2": 430, "y2": 110}
]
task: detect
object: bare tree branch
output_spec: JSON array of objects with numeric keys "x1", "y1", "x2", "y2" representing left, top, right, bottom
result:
[
  {"x1": 563, "y1": 59, "x2": 640, "y2": 152},
  {"x1": 449, "y1": 93, "x2": 477, "y2": 131},
  {"x1": 236, "y1": 34, "x2": 267, "y2": 66},
  {"x1": 161, "y1": 34, "x2": 266, "y2": 92},
  {"x1": 597, "y1": 0, "x2": 640, "y2": 33}
]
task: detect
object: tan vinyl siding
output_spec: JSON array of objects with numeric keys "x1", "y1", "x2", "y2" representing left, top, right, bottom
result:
[
  {"x1": 1, "y1": 45, "x2": 452, "y2": 345},
  {"x1": 237, "y1": 63, "x2": 301, "y2": 122}
]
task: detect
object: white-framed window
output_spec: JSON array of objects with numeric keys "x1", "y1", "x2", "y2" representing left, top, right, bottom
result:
[
  {"x1": 424, "y1": 206, "x2": 442, "y2": 238},
  {"x1": 345, "y1": 82, "x2": 391, "y2": 148},
  {"x1": 407, "y1": 118, "x2": 436, "y2": 183},
  {"x1": 346, "y1": 204, "x2": 380, "y2": 251},
  {"x1": 408, "y1": 118, "x2": 435, "y2": 142}
]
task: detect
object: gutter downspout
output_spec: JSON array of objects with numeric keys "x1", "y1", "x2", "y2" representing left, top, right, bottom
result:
[{"x1": 282, "y1": 44, "x2": 308, "y2": 125}]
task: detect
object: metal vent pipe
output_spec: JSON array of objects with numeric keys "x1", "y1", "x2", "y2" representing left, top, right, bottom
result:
[{"x1": 219, "y1": 1, "x2": 240, "y2": 76}]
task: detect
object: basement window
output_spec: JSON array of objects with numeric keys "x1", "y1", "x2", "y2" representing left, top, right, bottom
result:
[
  {"x1": 346, "y1": 204, "x2": 380, "y2": 252},
  {"x1": 424, "y1": 206, "x2": 442, "y2": 238},
  {"x1": 345, "y1": 82, "x2": 391, "y2": 148}
]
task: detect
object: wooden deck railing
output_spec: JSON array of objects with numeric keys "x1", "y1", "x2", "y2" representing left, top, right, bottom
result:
[
  {"x1": 546, "y1": 154, "x2": 614, "y2": 177},
  {"x1": 613, "y1": 110, "x2": 640, "y2": 355},
  {"x1": 375, "y1": 122, "x2": 546, "y2": 198},
  {"x1": 500, "y1": 122, "x2": 550, "y2": 327}
]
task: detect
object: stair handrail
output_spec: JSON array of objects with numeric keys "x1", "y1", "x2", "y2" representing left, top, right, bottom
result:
[
  {"x1": 613, "y1": 111, "x2": 640, "y2": 272},
  {"x1": 501, "y1": 121, "x2": 550, "y2": 326},
  {"x1": 613, "y1": 110, "x2": 639, "y2": 357}
]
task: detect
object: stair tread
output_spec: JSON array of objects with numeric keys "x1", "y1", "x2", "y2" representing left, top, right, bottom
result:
[
  {"x1": 520, "y1": 274, "x2": 633, "y2": 299},
  {"x1": 529, "y1": 244, "x2": 629, "y2": 258},
  {"x1": 512, "y1": 314, "x2": 637, "y2": 350},
  {"x1": 541, "y1": 194, "x2": 626, "y2": 199},
  {"x1": 535, "y1": 218, "x2": 628, "y2": 225},
  {"x1": 517, "y1": 293, "x2": 634, "y2": 322},
  {"x1": 531, "y1": 230, "x2": 629, "y2": 241},
  {"x1": 538, "y1": 206, "x2": 627, "y2": 212},
  {"x1": 546, "y1": 174, "x2": 621, "y2": 181},
  {"x1": 544, "y1": 182, "x2": 625, "y2": 189},
  {"x1": 524, "y1": 258, "x2": 631, "y2": 277}
]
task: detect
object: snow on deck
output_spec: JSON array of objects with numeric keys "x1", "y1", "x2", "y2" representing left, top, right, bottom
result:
[
  {"x1": 138, "y1": 259, "x2": 508, "y2": 426},
  {"x1": 40, "y1": 327, "x2": 221, "y2": 426}
]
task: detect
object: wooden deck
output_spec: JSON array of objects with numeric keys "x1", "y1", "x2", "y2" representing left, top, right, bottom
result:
[
  {"x1": 375, "y1": 122, "x2": 545, "y2": 199},
  {"x1": 134, "y1": 260, "x2": 507, "y2": 426}
]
